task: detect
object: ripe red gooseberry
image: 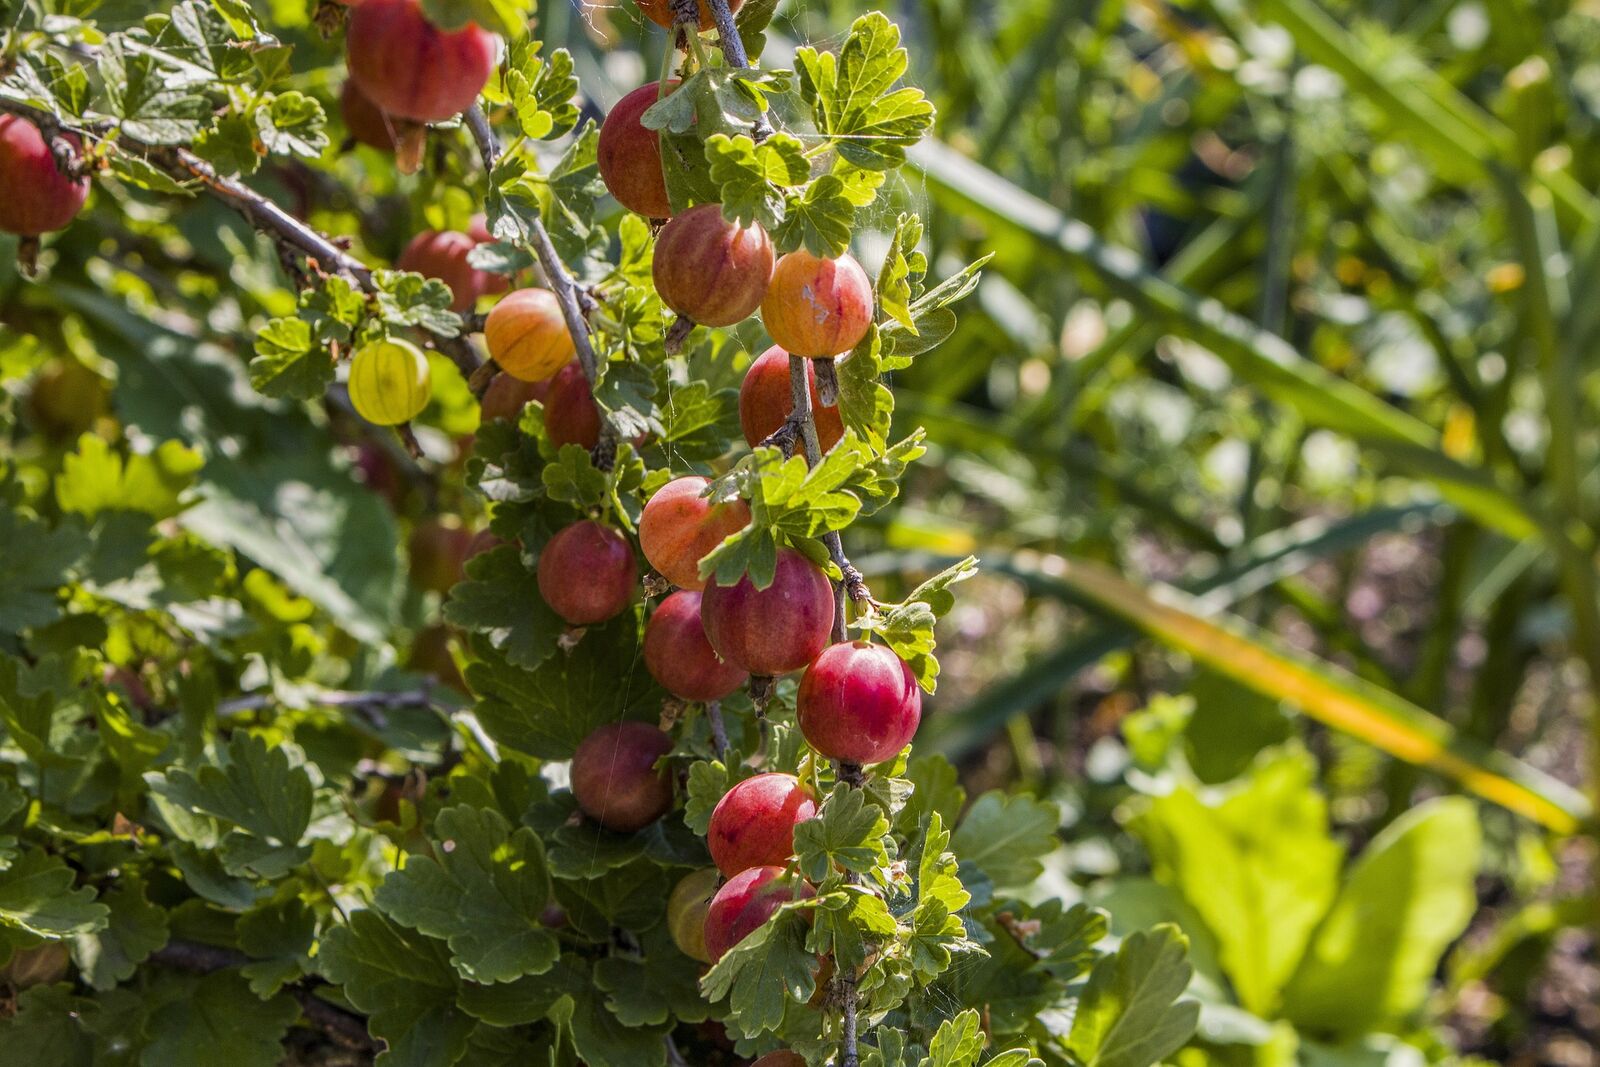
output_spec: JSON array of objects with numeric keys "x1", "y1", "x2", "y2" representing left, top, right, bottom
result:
[
  {"x1": 739, "y1": 345, "x2": 844, "y2": 452},
  {"x1": 707, "y1": 773, "x2": 817, "y2": 877},
  {"x1": 0, "y1": 115, "x2": 89, "y2": 236},
  {"x1": 703, "y1": 865, "x2": 813, "y2": 962},
  {"x1": 639, "y1": 476, "x2": 752, "y2": 591},
  {"x1": 543, "y1": 362, "x2": 602, "y2": 450},
  {"x1": 700, "y1": 548, "x2": 835, "y2": 677},
  {"x1": 345, "y1": 0, "x2": 496, "y2": 124},
  {"x1": 761, "y1": 250, "x2": 874, "y2": 358},
  {"x1": 536, "y1": 520, "x2": 636, "y2": 625},
  {"x1": 652, "y1": 203, "x2": 774, "y2": 327},
  {"x1": 643, "y1": 591, "x2": 747, "y2": 702},
  {"x1": 597, "y1": 81, "x2": 677, "y2": 219},
  {"x1": 396, "y1": 218, "x2": 507, "y2": 313},
  {"x1": 569, "y1": 721, "x2": 674, "y2": 833},
  {"x1": 485, "y1": 288, "x2": 576, "y2": 383},
  {"x1": 797, "y1": 641, "x2": 921, "y2": 765}
]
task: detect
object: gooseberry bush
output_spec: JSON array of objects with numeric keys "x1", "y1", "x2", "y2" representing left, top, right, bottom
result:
[{"x1": 0, "y1": 1, "x2": 1200, "y2": 1065}]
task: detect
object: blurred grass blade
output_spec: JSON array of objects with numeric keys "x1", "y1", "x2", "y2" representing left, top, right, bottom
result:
[
  {"x1": 1055, "y1": 556, "x2": 1590, "y2": 833},
  {"x1": 904, "y1": 504, "x2": 1450, "y2": 759},
  {"x1": 908, "y1": 137, "x2": 1547, "y2": 545}
]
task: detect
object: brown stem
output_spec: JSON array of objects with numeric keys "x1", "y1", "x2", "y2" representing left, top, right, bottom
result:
[
  {"x1": 463, "y1": 106, "x2": 619, "y2": 467},
  {"x1": 704, "y1": 0, "x2": 772, "y2": 142},
  {"x1": 151, "y1": 939, "x2": 378, "y2": 1053},
  {"x1": 0, "y1": 96, "x2": 482, "y2": 381}
]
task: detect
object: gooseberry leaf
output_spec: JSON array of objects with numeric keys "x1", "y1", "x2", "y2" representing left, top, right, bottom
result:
[
  {"x1": 0, "y1": 849, "x2": 110, "y2": 940},
  {"x1": 700, "y1": 908, "x2": 816, "y2": 1038},
  {"x1": 372, "y1": 270, "x2": 464, "y2": 338},
  {"x1": 794, "y1": 13, "x2": 935, "y2": 170},
  {"x1": 793, "y1": 785, "x2": 890, "y2": 881},
  {"x1": 704, "y1": 132, "x2": 810, "y2": 231},
  {"x1": 1065, "y1": 925, "x2": 1199, "y2": 1067},
  {"x1": 55, "y1": 434, "x2": 202, "y2": 521},
  {"x1": 836, "y1": 328, "x2": 895, "y2": 452},
  {"x1": 773, "y1": 175, "x2": 855, "y2": 258},
  {"x1": 462, "y1": 617, "x2": 662, "y2": 760},
  {"x1": 319, "y1": 909, "x2": 476, "y2": 1064},
  {"x1": 68, "y1": 876, "x2": 169, "y2": 991},
  {"x1": 250, "y1": 318, "x2": 331, "y2": 399},
  {"x1": 444, "y1": 544, "x2": 565, "y2": 673},
  {"x1": 140, "y1": 972, "x2": 299, "y2": 1067},
  {"x1": 853, "y1": 553, "x2": 975, "y2": 691},
  {"x1": 255, "y1": 91, "x2": 328, "y2": 158},
  {"x1": 505, "y1": 40, "x2": 579, "y2": 141},
  {"x1": 376, "y1": 805, "x2": 559, "y2": 984},
  {"x1": 950, "y1": 791, "x2": 1057, "y2": 889}
]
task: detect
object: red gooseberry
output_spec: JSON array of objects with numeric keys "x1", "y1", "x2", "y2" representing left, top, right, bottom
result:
[
  {"x1": 598, "y1": 81, "x2": 678, "y2": 220},
  {"x1": 569, "y1": 721, "x2": 674, "y2": 832},
  {"x1": 652, "y1": 203, "x2": 774, "y2": 327},
  {"x1": 536, "y1": 520, "x2": 636, "y2": 625},
  {"x1": 738, "y1": 345, "x2": 844, "y2": 452},
  {"x1": 707, "y1": 772, "x2": 817, "y2": 877},
  {"x1": 700, "y1": 548, "x2": 834, "y2": 676},
  {"x1": 703, "y1": 865, "x2": 813, "y2": 962},
  {"x1": 643, "y1": 591, "x2": 748, "y2": 702},
  {"x1": 345, "y1": 0, "x2": 496, "y2": 124},
  {"x1": 797, "y1": 641, "x2": 921, "y2": 765},
  {"x1": 761, "y1": 250, "x2": 874, "y2": 358},
  {"x1": 639, "y1": 475, "x2": 752, "y2": 591},
  {"x1": 0, "y1": 115, "x2": 89, "y2": 236}
]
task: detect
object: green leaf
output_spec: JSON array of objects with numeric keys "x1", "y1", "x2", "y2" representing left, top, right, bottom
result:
[
  {"x1": 1065, "y1": 925, "x2": 1199, "y2": 1067},
  {"x1": 373, "y1": 270, "x2": 464, "y2": 339},
  {"x1": 772, "y1": 174, "x2": 856, "y2": 258},
  {"x1": 1281, "y1": 798, "x2": 1481, "y2": 1034},
  {"x1": 924, "y1": 1009, "x2": 983, "y2": 1067},
  {"x1": 141, "y1": 972, "x2": 299, "y2": 1067},
  {"x1": 69, "y1": 876, "x2": 168, "y2": 990},
  {"x1": 421, "y1": 0, "x2": 534, "y2": 36},
  {"x1": 250, "y1": 317, "x2": 333, "y2": 400},
  {"x1": 444, "y1": 544, "x2": 564, "y2": 673},
  {"x1": 376, "y1": 805, "x2": 559, "y2": 984},
  {"x1": 504, "y1": 40, "x2": 579, "y2": 142},
  {"x1": 794, "y1": 13, "x2": 935, "y2": 170},
  {"x1": 704, "y1": 132, "x2": 810, "y2": 231},
  {"x1": 1129, "y1": 747, "x2": 1342, "y2": 1016},
  {"x1": 97, "y1": 37, "x2": 213, "y2": 144},
  {"x1": 255, "y1": 91, "x2": 328, "y2": 158},
  {"x1": 699, "y1": 908, "x2": 816, "y2": 1038},
  {"x1": 949, "y1": 791, "x2": 1056, "y2": 888},
  {"x1": 0, "y1": 849, "x2": 109, "y2": 940},
  {"x1": 793, "y1": 785, "x2": 889, "y2": 881},
  {"x1": 144, "y1": 733, "x2": 314, "y2": 877},
  {"x1": 319, "y1": 909, "x2": 475, "y2": 1065},
  {"x1": 853, "y1": 555, "x2": 975, "y2": 693},
  {"x1": 836, "y1": 329, "x2": 895, "y2": 452},
  {"x1": 56, "y1": 435, "x2": 202, "y2": 521},
  {"x1": 463, "y1": 617, "x2": 662, "y2": 760},
  {"x1": 0, "y1": 509, "x2": 87, "y2": 635},
  {"x1": 237, "y1": 897, "x2": 316, "y2": 997}
]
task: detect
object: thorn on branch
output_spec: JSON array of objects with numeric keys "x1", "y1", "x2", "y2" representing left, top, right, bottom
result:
[{"x1": 755, "y1": 411, "x2": 806, "y2": 456}]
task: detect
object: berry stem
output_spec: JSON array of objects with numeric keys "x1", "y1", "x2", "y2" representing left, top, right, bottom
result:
[
  {"x1": 464, "y1": 105, "x2": 621, "y2": 468},
  {"x1": 703, "y1": 0, "x2": 772, "y2": 143}
]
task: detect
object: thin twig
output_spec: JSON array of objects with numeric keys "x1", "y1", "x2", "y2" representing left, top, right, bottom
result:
[
  {"x1": 0, "y1": 95, "x2": 482, "y2": 381},
  {"x1": 704, "y1": 0, "x2": 772, "y2": 142},
  {"x1": 464, "y1": 105, "x2": 618, "y2": 465},
  {"x1": 150, "y1": 939, "x2": 378, "y2": 1053}
]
